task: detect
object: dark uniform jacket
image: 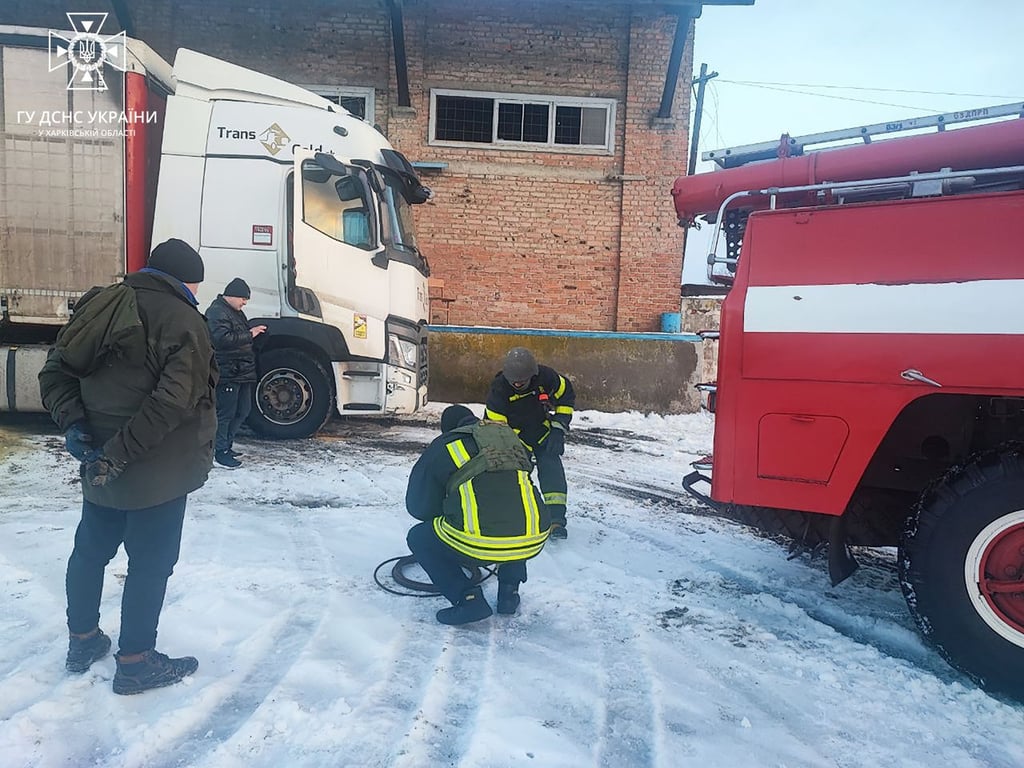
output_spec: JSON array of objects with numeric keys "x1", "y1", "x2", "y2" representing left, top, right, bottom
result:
[
  {"x1": 39, "y1": 271, "x2": 218, "y2": 510},
  {"x1": 406, "y1": 427, "x2": 550, "y2": 561},
  {"x1": 205, "y1": 295, "x2": 257, "y2": 384},
  {"x1": 484, "y1": 364, "x2": 576, "y2": 449}
]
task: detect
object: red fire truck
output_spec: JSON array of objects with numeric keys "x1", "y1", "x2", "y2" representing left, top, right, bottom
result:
[{"x1": 673, "y1": 104, "x2": 1024, "y2": 697}]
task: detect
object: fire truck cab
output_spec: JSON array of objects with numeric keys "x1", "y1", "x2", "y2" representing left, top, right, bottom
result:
[{"x1": 673, "y1": 105, "x2": 1024, "y2": 698}]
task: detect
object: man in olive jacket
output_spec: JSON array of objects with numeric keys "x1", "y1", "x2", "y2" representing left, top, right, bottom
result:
[{"x1": 39, "y1": 238, "x2": 217, "y2": 695}]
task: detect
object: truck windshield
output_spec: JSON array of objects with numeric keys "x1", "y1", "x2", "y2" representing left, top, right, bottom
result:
[
  {"x1": 301, "y1": 160, "x2": 375, "y2": 250},
  {"x1": 380, "y1": 172, "x2": 420, "y2": 257}
]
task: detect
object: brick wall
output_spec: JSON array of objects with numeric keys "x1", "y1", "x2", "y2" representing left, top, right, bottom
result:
[{"x1": 6, "y1": 0, "x2": 692, "y2": 332}]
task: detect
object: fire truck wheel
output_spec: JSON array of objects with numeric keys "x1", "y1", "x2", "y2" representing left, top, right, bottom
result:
[
  {"x1": 249, "y1": 349, "x2": 335, "y2": 440},
  {"x1": 730, "y1": 505, "x2": 830, "y2": 547},
  {"x1": 899, "y1": 447, "x2": 1024, "y2": 698}
]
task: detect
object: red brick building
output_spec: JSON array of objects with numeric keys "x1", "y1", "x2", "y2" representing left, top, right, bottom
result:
[{"x1": 7, "y1": 0, "x2": 730, "y2": 331}]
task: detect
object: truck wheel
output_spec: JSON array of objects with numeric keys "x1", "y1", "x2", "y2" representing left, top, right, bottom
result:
[
  {"x1": 899, "y1": 447, "x2": 1024, "y2": 697},
  {"x1": 249, "y1": 349, "x2": 334, "y2": 439},
  {"x1": 729, "y1": 504, "x2": 830, "y2": 546}
]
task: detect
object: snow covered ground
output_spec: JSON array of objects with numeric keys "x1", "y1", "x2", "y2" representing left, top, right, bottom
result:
[{"x1": 2, "y1": 404, "x2": 1023, "y2": 768}]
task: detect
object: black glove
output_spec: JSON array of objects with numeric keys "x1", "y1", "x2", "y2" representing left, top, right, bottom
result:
[
  {"x1": 545, "y1": 425, "x2": 565, "y2": 456},
  {"x1": 64, "y1": 421, "x2": 94, "y2": 462},
  {"x1": 84, "y1": 455, "x2": 128, "y2": 487}
]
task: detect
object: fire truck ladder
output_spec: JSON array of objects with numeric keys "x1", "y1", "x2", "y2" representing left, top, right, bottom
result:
[{"x1": 702, "y1": 102, "x2": 1024, "y2": 169}]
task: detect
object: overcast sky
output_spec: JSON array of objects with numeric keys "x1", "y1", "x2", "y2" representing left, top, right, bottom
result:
[{"x1": 681, "y1": 0, "x2": 1024, "y2": 283}]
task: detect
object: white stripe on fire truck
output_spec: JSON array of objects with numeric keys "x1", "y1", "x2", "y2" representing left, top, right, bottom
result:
[{"x1": 744, "y1": 280, "x2": 1024, "y2": 335}]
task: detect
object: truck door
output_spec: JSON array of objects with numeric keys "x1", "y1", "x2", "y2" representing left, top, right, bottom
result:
[{"x1": 290, "y1": 149, "x2": 389, "y2": 360}]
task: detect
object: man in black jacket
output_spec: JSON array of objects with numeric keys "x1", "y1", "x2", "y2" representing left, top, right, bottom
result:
[
  {"x1": 39, "y1": 238, "x2": 217, "y2": 695},
  {"x1": 206, "y1": 278, "x2": 265, "y2": 469},
  {"x1": 484, "y1": 347, "x2": 576, "y2": 539},
  {"x1": 406, "y1": 405, "x2": 550, "y2": 625}
]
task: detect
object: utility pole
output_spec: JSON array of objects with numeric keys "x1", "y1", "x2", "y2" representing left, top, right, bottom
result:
[{"x1": 687, "y1": 63, "x2": 719, "y2": 176}]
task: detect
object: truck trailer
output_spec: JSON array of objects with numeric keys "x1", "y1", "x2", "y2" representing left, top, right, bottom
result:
[
  {"x1": 674, "y1": 105, "x2": 1024, "y2": 697},
  {"x1": 0, "y1": 25, "x2": 430, "y2": 439}
]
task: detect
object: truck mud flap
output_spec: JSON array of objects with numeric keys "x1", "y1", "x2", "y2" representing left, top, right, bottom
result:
[{"x1": 827, "y1": 514, "x2": 860, "y2": 586}]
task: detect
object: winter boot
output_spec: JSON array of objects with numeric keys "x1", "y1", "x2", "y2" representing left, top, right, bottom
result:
[
  {"x1": 214, "y1": 450, "x2": 241, "y2": 469},
  {"x1": 496, "y1": 582, "x2": 521, "y2": 615},
  {"x1": 66, "y1": 628, "x2": 112, "y2": 673},
  {"x1": 549, "y1": 522, "x2": 568, "y2": 540},
  {"x1": 436, "y1": 587, "x2": 493, "y2": 626},
  {"x1": 112, "y1": 650, "x2": 199, "y2": 695}
]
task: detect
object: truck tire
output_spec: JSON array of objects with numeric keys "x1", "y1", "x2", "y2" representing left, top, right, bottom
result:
[
  {"x1": 249, "y1": 349, "x2": 334, "y2": 440},
  {"x1": 729, "y1": 504, "x2": 830, "y2": 546},
  {"x1": 899, "y1": 446, "x2": 1024, "y2": 698}
]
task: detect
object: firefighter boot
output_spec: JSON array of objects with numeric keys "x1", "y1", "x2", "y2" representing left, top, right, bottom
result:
[
  {"x1": 436, "y1": 586, "x2": 493, "y2": 626},
  {"x1": 496, "y1": 582, "x2": 521, "y2": 615}
]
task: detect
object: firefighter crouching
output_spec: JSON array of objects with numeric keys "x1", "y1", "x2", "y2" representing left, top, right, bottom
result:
[
  {"x1": 406, "y1": 405, "x2": 551, "y2": 625},
  {"x1": 485, "y1": 347, "x2": 576, "y2": 539}
]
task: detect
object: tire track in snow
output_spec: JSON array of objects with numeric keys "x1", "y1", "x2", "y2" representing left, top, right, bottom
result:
[
  {"x1": 389, "y1": 623, "x2": 492, "y2": 768},
  {"x1": 539, "y1": 542, "x2": 660, "y2": 768},
  {"x1": 572, "y1": 472, "x2": 945, "y2": 674},
  {"x1": 323, "y1": 620, "x2": 451, "y2": 767},
  {"x1": 139, "y1": 503, "x2": 332, "y2": 768}
]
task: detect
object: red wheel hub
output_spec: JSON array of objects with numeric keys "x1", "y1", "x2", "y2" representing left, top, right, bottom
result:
[{"x1": 978, "y1": 521, "x2": 1024, "y2": 633}]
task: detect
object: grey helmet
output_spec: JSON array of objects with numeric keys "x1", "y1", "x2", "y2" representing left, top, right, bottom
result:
[{"x1": 503, "y1": 347, "x2": 538, "y2": 389}]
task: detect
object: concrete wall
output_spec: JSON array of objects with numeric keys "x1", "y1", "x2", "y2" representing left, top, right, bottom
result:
[{"x1": 428, "y1": 327, "x2": 702, "y2": 413}]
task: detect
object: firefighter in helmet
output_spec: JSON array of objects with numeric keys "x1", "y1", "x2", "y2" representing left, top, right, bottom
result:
[
  {"x1": 484, "y1": 347, "x2": 576, "y2": 539},
  {"x1": 406, "y1": 405, "x2": 550, "y2": 625}
]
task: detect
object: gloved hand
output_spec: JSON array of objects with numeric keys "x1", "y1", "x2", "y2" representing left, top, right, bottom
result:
[
  {"x1": 545, "y1": 424, "x2": 565, "y2": 456},
  {"x1": 64, "y1": 421, "x2": 94, "y2": 462},
  {"x1": 83, "y1": 455, "x2": 128, "y2": 487}
]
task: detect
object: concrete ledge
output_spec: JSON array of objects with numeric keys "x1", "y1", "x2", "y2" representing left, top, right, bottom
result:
[{"x1": 427, "y1": 326, "x2": 703, "y2": 414}]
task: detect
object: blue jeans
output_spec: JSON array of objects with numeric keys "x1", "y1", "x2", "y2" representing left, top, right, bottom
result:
[
  {"x1": 66, "y1": 496, "x2": 186, "y2": 655},
  {"x1": 407, "y1": 522, "x2": 527, "y2": 605}
]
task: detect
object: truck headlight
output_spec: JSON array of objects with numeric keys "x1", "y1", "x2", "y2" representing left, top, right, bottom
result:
[{"x1": 388, "y1": 333, "x2": 418, "y2": 371}]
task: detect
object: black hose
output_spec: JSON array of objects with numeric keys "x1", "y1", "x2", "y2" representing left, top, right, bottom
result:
[{"x1": 373, "y1": 553, "x2": 496, "y2": 597}]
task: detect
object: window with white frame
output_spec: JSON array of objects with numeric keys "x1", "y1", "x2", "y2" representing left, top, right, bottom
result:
[
  {"x1": 430, "y1": 89, "x2": 615, "y2": 152},
  {"x1": 304, "y1": 85, "x2": 376, "y2": 122}
]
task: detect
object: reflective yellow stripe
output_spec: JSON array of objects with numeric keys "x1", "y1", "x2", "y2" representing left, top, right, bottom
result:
[
  {"x1": 517, "y1": 470, "x2": 540, "y2": 536},
  {"x1": 435, "y1": 518, "x2": 549, "y2": 561},
  {"x1": 446, "y1": 439, "x2": 471, "y2": 468},
  {"x1": 553, "y1": 376, "x2": 567, "y2": 399},
  {"x1": 465, "y1": 478, "x2": 481, "y2": 534},
  {"x1": 484, "y1": 408, "x2": 508, "y2": 422},
  {"x1": 544, "y1": 492, "x2": 567, "y2": 506},
  {"x1": 555, "y1": 405, "x2": 574, "y2": 416}
]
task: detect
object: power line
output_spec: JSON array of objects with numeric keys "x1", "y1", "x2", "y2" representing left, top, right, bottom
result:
[
  {"x1": 715, "y1": 80, "x2": 942, "y2": 112},
  {"x1": 718, "y1": 79, "x2": 1023, "y2": 101}
]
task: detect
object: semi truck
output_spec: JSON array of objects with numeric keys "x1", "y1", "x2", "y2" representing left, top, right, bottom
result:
[
  {"x1": 0, "y1": 24, "x2": 430, "y2": 439},
  {"x1": 673, "y1": 105, "x2": 1024, "y2": 697}
]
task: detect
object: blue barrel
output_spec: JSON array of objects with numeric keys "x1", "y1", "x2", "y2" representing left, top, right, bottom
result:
[{"x1": 660, "y1": 312, "x2": 682, "y2": 333}]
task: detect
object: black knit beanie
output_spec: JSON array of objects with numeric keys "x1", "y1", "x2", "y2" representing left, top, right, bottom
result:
[
  {"x1": 148, "y1": 239, "x2": 204, "y2": 283},
  {"x1": 441, "y1": 405, "x2": 476, "y2": 433},
  {"x1": 223, "y1": 278, "x2": 251, "y2": 299}
]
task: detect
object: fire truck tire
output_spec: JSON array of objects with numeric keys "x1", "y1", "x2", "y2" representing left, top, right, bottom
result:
[
  {"x1": 899, "y1": 447, "x2": 1024, "y2": 698},
  {"x1": 729, "y1": 505, "x2": 830, "y2": 546},
  {"x1": 248, "y1": 349, "x2": 335, "y2": 440}
]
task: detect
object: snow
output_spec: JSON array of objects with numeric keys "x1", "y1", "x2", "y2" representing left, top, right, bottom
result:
[{"x1": 2, "y1": 404, "x2": 1023, "y2": 768}]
